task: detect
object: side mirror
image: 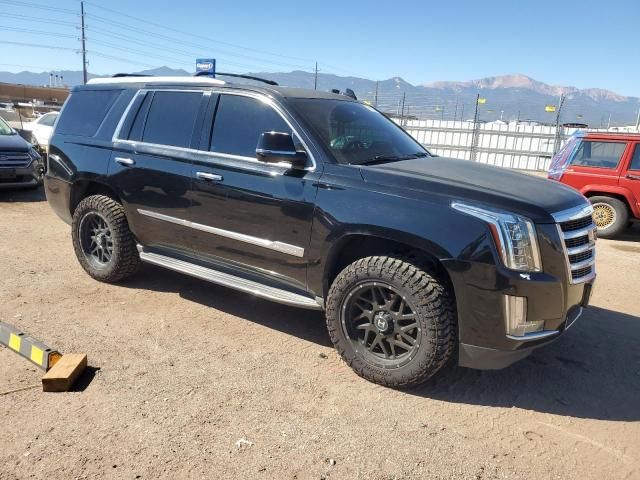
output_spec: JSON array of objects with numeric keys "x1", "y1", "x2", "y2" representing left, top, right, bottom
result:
[{"x1": 256, "y1": 132, "x2": 308, "y2": 169}]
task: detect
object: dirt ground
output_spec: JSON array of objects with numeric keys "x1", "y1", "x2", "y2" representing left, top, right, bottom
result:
[{"x1": 0, "y1": 187, "x2": 639, "y2": 480}]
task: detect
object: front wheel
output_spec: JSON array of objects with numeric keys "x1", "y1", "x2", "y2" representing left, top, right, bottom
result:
[
  {"x1": 589, "y1": 196, "x2": 629, "y2": 239},
  {"x1": 326, "y1": 256, "x2": 456, "y2": 388},
  {"x1": 71, "y1": 194, "x2": 141, "y2": 283}
]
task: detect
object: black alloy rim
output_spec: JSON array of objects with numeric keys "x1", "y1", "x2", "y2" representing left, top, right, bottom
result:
[
  {"x1": 79, "y1": 212, "x2": 114, "y2": 267},
  {"x1": 341, "y1": 281, "x2": 421, "y2": 369}
]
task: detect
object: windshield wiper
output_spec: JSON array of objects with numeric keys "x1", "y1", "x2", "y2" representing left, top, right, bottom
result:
[{"x1": 354, "y1": 152, "x2": 428, "y2": 166}]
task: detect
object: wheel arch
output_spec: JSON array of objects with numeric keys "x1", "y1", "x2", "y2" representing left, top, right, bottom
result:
[
  {"x1": 582, "y1": 187, "x2": 638, "y2": 217},
  {"x1": 69, "y1": 179, "x2": 122, "y2": 216},
  {"x1": 322, "y1": 230, "x2": 455, "y2": 301}
]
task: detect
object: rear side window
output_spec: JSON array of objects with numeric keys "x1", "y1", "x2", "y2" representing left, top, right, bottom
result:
[
  {"x1": 56, "y1": 90, "x2": 120, "y2": 137},
  {"x1": 142, "y1": 91, "x2": 203, "y2": 148},
  {"x1": 570, "y1": 141, "x2": 627, "y2": 169},
  {"x1": 210, "y1": 94, "x2": 291, "y2": 157},
  {"x1": 630, "y1": 144, "x2": 640, "y2": 171}
]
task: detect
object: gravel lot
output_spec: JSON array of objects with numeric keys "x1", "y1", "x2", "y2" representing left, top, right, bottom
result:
[{"x1": 1, "y1": 187, "x2": 639, "y2": 480}]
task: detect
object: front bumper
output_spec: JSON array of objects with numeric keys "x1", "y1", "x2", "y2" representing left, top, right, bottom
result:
[
  {"x1": 0, "y1": 162, "x2": 43, "y2": 189},
  {"x1": 443, "y1": 221, "x2": 596, "y2": 371}
]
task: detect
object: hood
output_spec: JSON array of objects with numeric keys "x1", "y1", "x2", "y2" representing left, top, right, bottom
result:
[
  {"x1": 0, "y1": 132, "x2": 31, "y2": 152},
  {"x1": 360, "y1": 156, "x2": 587, "y2": 223}
]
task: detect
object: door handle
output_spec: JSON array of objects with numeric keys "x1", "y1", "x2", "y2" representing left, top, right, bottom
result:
[
  {"x1": 626, "y1": 174, "x2": 640, "y2": 180},
  {"x1": 196, "y1": 172, "x2": 223, "y2": 182},
  {"x1": 115, "y1": 157, "x2": 135, "y2": 166}
]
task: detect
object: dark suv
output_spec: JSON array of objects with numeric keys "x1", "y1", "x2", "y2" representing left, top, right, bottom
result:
[
  {"x1": 0, "y1": 116, "x2": 43, "y2": 189},
  {"x1": 45, "y1": 75, "x2": 596, "y2": 387}
]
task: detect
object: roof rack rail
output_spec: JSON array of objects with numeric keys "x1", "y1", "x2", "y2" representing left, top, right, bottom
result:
[
  {"x1": 112, "y1": 73, "x2": 153, "y2": 78},
  {"x1": 194, "y1": 71, "x2": 278, "y2": 86}
]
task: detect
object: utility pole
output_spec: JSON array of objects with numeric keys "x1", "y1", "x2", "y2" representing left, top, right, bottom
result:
[
  {"x1": 81, "y1": 1, "x2": 88, "y2": 84},
  {"x1": 635, "y1": 108, "x2": 640, "y2": 130},
  {"x1": 453, "y1": 98, "x2": 458, "y2": 122},
  {"x1": 374, "y1": 81, "x2": 379, "y2": 107},
  {"x1": 470, "y1": 93, "x2": 481, "y2": 161},
  {"x1": 314, "y1": 62, "x2": 318, "y2": 90},
  {"x1": 400, "y1": 92, "x2": 406, "y2": 126},
  {"x1": 553, "y1": 94, "x2": 566, "y2": 154}
]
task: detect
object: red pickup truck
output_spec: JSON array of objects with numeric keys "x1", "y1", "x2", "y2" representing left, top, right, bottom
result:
[{"x1": 548, "y1": 132, "x2": 640, "y2": 238}]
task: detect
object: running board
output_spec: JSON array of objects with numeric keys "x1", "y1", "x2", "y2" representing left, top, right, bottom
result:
[{"x1": 137, "y1": 247, "x2": 323, "y2": 310}]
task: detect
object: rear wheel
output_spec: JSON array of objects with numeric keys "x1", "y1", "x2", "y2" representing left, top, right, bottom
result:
[
  {"x1": 71, "y1": 194, "x2": 141, "y2": 282},
  {"x1": 589, "y1": 196, "x2": 628, "y2": 238},
  {"x1": 326, "y1": 256, "x2": 456, "y2": 388}
]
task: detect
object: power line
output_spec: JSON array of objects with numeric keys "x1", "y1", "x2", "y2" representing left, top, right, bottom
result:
[
  {"x1": 0, "y1": 40, "x2": 77, "y2": 52},
  {"x1": 0, "y1": 0, "x2": 77, "y2": 14},
  {"x1": 0, "y1": 12, "x2": 78, "y2": 26},
  {"x1": 0, "y1": 26, "x2": 78, "y2": 39},
  {"x1": 82, "y1": 0, "x2": 313, "y2": 64},
  {"x1": 85, "y1": 12, "x2": 312, "y2": 71}
]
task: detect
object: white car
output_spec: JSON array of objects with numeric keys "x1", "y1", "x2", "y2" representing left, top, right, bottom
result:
[{"x1": 23, "y1": 112, "x2": 58, "y2": 151}]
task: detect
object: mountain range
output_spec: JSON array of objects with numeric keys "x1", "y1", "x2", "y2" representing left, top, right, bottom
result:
[{"x1": 1, "y1": 67, "x2": 638, "y2": 126}]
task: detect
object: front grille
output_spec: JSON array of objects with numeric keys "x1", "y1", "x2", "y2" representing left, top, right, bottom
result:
[
  {"x1": 0, "y1": 151, "x2": 32, "y2": 168},
  {"x1": 560, "y1": 216, "x2": 593, "y2": 232},
  {"x1": 557, "y1": 211, "x2": 596, "y2": 284}
]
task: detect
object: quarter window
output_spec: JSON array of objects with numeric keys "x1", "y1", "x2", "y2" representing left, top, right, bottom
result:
[
  {"x1": 210, "y1": 94, "x2": 292, "y2": 157},
  {"x1": 56, "y1": 89, "x2": 121, "y2": 137},
  {"x1": 630, "y1": 144, "x2": 640, "y2": 171},
  {"x1": 570, "y1": 141, "x2": 627, "y2": 169},
  {"x1": 142, "y1": 91, "x2": 203, "y2": 148}
]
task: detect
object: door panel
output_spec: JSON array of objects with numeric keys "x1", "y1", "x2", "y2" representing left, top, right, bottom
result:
[
  {"x1": 619, "y1": 142, "x2": 640, "y2": 217},
  {"x1": 109, "y1": 144, "x2": 193, "y2": 252},
  {"x1": 108, "y1": 89, "x2": 209, "y2": 254},
  {"x1": 187, "y1": 93, "x2": 320, "y2": 291},
  {"x1": 189, "y1": 156, "x2": 320, "y2": 291}
]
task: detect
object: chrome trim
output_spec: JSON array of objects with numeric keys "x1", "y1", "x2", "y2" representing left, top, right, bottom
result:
[
  {"x1": 137, "y1": 209, "x2": 305, "y2": 258},
  {"x1": 562, "y1": 225, "x2": 597, "y2": 240},
  {"x1": 552, "y1": 202, "x2": 594, "y2": 223},
  {"x1": 566, "y1": 242, "x2": 596, "y2": 255},
  {"x1": 195, "y1": 172, "x2": 222, "y2": 181},
  {"x1": 506, "y1": 330, "x2": 559, "y2": 341},
  {"x1": 111, "y1": 88, "x2": 317, "y2": 172},
  {"x1": 137, "y1": 245, "x2": 322, "y2": 309},
  {"x1": 570, "y1": 257, "x2": 595, "y2": 271},
  {"x1": 565, "y1": 307, "x2": 583, "y2": 330},
  {"x1": 572, "y1": 270, "x2": 597, "y2": 283},
  {"x1": 115, "y1": 156, "x2": 135, "y2": 166}
]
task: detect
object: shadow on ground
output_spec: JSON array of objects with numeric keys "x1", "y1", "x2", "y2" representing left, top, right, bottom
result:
[
  {"x1": 0, "y1": 186, "x2": 45, "y2": 203},
  {"x1": 121, "y1": 265, "x2": 640, "y2": 422}
]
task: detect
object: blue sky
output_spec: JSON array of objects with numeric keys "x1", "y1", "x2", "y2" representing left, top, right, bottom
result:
[{"x1": 1, "y1": 0, "x2": 639, "y2": 96}]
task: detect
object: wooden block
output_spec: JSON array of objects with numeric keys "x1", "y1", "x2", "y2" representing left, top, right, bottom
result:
[{"x1": 42, "y1": 354, "x2": 87, "y2": 392}]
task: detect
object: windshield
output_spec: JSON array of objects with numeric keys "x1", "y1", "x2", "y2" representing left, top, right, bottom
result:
[
  {"x1": 288, "y1": 99, "x2": 429, "y2": 165},
  {"x1": 0, "y1": 117, "x2": 14, "y2": 135}
]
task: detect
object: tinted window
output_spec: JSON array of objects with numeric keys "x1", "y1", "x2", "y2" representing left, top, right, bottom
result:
[
  {"x1": 571, "y1": 141, "x2": 626, "y2": 169},
  {"x1": 630, "y1": 144, "x2": 640, "y2": 171},
  {"x1": 289, "y1": 98, "x2": 428, "y2": 165},
  {"x1": 127, "y1": 92, "x2": 153, "y2": 141},
  {"x1": 142, "y1": 91, "x2": 203, "y2": 148},
  {"x1": 211, "y1": 94, "x2": 292, "y2": 157},
  {"x1": 38, "y1": 113, "x2": 57, "y2": 127},
  {"x1": 56, "y1": 90, "x2": 120, "y2": 136}
]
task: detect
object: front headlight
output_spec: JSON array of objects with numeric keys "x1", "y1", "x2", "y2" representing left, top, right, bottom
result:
[{"x1": 452, "y1": 201, "x2": 542, "y2": 272}]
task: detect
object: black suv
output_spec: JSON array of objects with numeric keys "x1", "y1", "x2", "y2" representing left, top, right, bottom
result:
[
  {"x1": 0, "y1": 116, "x2": 43, "y2": 189},
  {"x1": 45, "y1": 75, "x2": 596, "y2": 387}
]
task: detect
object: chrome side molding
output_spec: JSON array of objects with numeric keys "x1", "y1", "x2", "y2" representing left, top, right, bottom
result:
[
  {"x1": 137, "y1": 209, "x2": 305, "y2": 258},
  {"x1": 136, "y1": 246, "x2": 323, "y2": 310}
]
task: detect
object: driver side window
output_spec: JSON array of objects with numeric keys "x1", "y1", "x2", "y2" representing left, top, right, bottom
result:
[
  {"x1": 210, "y1": 94, "x2": 293, "y2": 158},
  {"x1": 571, "y1": 141, "x2": 626, "y2": 169}
]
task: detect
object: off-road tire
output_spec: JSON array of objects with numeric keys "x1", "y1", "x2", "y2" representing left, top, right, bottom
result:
[
  {"x1": 71, "y1": 194, "x2": 141, "y2": 282},
  {"x1": 326, "y1": 256, "x2": 456, "y2": 388},
  {"x1": 589, "y1": 196, "x2": 628, "y2": 239}
]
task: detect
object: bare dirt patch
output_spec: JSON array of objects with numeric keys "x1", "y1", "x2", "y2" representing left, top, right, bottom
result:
[{"x1": 1, "y1": 188, "x2": 639, "y2": 479}]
